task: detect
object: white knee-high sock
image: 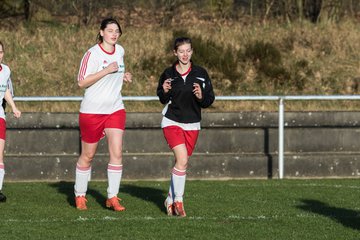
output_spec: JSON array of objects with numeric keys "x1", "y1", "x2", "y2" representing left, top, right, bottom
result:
[
  {"x1": 107, "y1": 164, "x2": 123, "y2": 199},
  {"x1": 0, "y1": 164, "x2": 4, "y2": 191},
  {"x1": 171, "y1": 167, "x2": 186, "y2": 202},
  {"x1": 74, "y1": 164, "x2": 91, "y2": 197},
  {"x1": 166, "y1": 177, "x2": 174, "y2": 204}
]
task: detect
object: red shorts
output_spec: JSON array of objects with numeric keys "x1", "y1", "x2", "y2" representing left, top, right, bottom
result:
[
  {"x1": 163, "y1": 126, "x2": 199, "y2": 156},
  {"x1": 0, "y1": 118, "x2": 5, "y2": 140},
  {"x1": 79, "y1": 109, "x2": 126, "y2": 143}
]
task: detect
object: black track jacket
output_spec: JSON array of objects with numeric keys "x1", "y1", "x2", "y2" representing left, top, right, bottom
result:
[{"x1": 157, "y1": 62, "x2": 215, "y2": 123}]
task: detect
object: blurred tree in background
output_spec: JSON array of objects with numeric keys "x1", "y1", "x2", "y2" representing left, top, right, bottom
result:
[
  {"x1": 0, "y1": 0, "x2": 359, "y2": 27},
  {"x1": 0, "y1": 0, "x2": 359, "y2": 109}
]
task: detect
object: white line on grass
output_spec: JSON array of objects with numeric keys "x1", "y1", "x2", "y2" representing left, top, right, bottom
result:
[
  {"x1": 228, "y1": 183, "x2": 360, "y2": 189},
  {"x1": 1, "y1": 213, "x2": 332, "y2": 223}
]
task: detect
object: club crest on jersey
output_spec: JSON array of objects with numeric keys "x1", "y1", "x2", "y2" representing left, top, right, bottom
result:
[
  {"x1": 118, "y1": 64, "x2": 125, "y2": 73},
  {"x1": 0, "y1": 84, "x2": 7, "y2": 92},
  {"x1": 101, "y1": 62, "x2": 125, "y2": 73}
]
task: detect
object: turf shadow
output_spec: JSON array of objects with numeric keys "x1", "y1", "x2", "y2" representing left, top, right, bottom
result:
[
  {"x1": 48, "y1": 181, "x2": 107, "y2": 209},
  {"x1": 297, "y1": 199, "x2": 360, "y2": 231},
  {"x1": 120, "y1": 184, "x2": 167, "y2": 214}
]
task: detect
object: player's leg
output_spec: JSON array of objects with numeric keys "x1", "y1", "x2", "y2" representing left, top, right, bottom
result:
[
  {"x1": 0, "y1": 118, "x2": 6, "y2": 202},
  {"x1": 172, "y1": 144, "x2": 188, "y2": 217},
  {"x1": 74, "y1": 113, "x2": 102, "y2": 210},
  {"x1": 172, "y1": 144, "x2": 188, "y2": 200},
  {"x1": 163, "y1": 144, "x2": 188, "y2": 216},
  {"x1": 74, "y1": 141, "x2": 98, "y2": 210},
  {"x1": 162, "y1": 126, "x2": 190, "y2": 216},
  {"x1": 104, "y1": 127, "x2": 126, "y2": 211},
  {"x1": 162, "y1": 126, "x2": 182, "y2": 215},
  {"x1": 172, "y1": 130, "x2": 199, "y2": 217},
  {"x1": 0, "y1": 139, "x2": 6, "y2": 202},
  {"x1": 103, "y1": 109, "x2": 126, "y2": 211}
]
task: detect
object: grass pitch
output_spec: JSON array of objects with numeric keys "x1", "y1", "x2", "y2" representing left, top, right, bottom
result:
[{"x1": 0, "y1": 179, "x2": 359, "y2": 239}]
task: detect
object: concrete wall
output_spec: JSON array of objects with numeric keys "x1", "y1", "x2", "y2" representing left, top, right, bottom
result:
[{"x1": 4, "y1": 112, "x2": 360, "y2": 181}]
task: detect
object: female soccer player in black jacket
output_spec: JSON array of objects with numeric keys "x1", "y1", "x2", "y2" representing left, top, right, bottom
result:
[{"x1": 157, "y1": 37, "x2": 215, "y2": 217}]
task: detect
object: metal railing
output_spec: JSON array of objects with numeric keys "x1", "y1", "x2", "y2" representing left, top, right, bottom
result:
[{"x1": 13, "y1": 95, "x2": 360, "y2": 179}]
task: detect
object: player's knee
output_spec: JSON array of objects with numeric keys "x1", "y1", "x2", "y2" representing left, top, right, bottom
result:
[
  {"x1": 81, "y1": 152, "x2": 95, "y2": 163},
  {"x1": 176, "y1": 159, "x2": 188, "y2": 170},
  {"x1": 110, "y1": 151, "x2": 122, "y2": 161}
]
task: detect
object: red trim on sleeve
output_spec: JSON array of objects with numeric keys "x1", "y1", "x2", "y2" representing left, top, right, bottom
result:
[{"x1": 78, "y1": 51, "x2": 91, "y2": 81}]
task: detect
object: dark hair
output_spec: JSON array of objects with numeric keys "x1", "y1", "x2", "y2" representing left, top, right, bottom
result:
[
  {"x1": 173, "y1": 37, "x2": 192, "y2": 51},
  {"x1": 96, "y1": 18, "x2": 122, "y2": 43},
  {"x1": 1, "y1": 41, "x2": 6, "y2": 110}
]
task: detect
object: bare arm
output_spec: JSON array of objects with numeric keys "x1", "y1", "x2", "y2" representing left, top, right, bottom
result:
[
  {"x1": 78, "y1": 62, "x2": 119, "y2": 89},
  {"x1": 4, "y1": 88, "x2": 21, "y2": 118}
]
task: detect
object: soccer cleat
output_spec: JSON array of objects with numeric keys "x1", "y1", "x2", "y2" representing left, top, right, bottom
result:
[
  {"x1": 174, "y1": 201, "x2": 186, "y2": 217},
  {"x1": 106, "y1": 197, "x2": 125, "y2": 211},
  {"x1": 0, "y1": 191, "x2": 6, "y2": 202},
  {"x1": 75, "y1": 196, "x2": 88, "y2": 210},
  {"x1": 164, "y1": 199, "x2": 174, "y2": 216}
]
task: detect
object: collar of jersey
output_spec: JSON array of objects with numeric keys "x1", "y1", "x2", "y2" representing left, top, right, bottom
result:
[{"x1": 98, "y1": 43, "x2": 115, "y2": 55}]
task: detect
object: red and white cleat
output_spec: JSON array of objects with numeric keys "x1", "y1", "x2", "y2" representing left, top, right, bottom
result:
[
  {"x1": 164, "y1": 199, "x2": 174, "y2": 216},
  {"x1": 106, "y1": 196, "x2": 126, "y2": 211},
  {"x1": 75, "y1": 196, "x2": 88, "y2": 210},
  {"x1": 174, "y1": 201, "x2": 186, "y2": 217}
]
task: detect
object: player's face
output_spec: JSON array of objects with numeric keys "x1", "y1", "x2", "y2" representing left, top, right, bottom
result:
[
  {"x1": 0, "y1": 45, "x2": 3, "y2": 64},
  {"x1": 174, "y1": 43, "x2": 192, "y2": 65},
  {"x1": 100, "y1": 23, "x2": 121, "y2": 46}
]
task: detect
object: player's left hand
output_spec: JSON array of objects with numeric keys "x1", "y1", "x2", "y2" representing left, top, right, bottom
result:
[
  {"x1": 12, "y1": 107, "x2": 21, "y2": 118},
  {"x1": 193, "y1": 83, "x2": 202, "y2": 99},
  {"x1": 124, "y1": 72, "x2": 132, "y2": 83}
]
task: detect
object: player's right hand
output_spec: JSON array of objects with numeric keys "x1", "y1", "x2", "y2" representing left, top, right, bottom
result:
[
  {"x1": 163, "y1": 78, "x2": 172, "y2": 93},
  {"x1": 107, "y1": 62, "x2": 119, "y2": 73}
]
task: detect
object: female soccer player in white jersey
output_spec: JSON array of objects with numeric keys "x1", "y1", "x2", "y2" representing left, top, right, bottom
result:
[
  {"x1": 74, "y1": 18, "x2": 132, "y2": 211},
  {"x1": 0, "y1": 41, "x2": 21, "y2": 202},
  {"x1": 157, "y1": 37, "x2": 215, "y2": 217}
]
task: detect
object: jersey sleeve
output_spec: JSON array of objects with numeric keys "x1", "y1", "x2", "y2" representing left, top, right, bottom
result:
[
  {"x1": 7, "y1": 77, "x2": 14, "y2": 96},
  {"x1": 117, "y1": 45, "x2": 125, "y2": 73},
  {"x1": 198, "y1": 69, "x2": 215, "y2": 108},
  {"x1": 77, "y1": 51, "x2": 97, "y2": 82}
]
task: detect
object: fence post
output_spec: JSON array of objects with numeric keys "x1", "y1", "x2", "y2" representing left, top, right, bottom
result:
[{"x1": 278, "y1": 97, "x2": 284, "y2": 179}]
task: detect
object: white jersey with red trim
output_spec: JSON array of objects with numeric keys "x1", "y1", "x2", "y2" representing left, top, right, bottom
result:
[
  {"x1": 78, "y1": 43, "x2": 125, "y2": 114},
  {"x1": 0, "y1": 64, "x2": 12, "y2": 120}
]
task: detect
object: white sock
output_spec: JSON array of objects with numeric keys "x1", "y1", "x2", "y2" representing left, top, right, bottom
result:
[
  {"x1": 107, "y1": 164, "x2": 123, "y2": 199},
  {"x1": 74, "y1": 164, "x2": 91, "y2": 197},
  {"x1": 167, "y1": 178, "x2": 174, "y2": 204},
  {"x1": 0, "y1": 164, "x2": 4, "y2": 191},
  {"x1": 171, "y1": 167, "x2": 186, "y2": 202}
]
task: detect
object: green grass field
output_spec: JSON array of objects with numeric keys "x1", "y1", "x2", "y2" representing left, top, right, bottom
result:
[{"x1": 0, "y1": 179, "x2": 360, "y2": 239}]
